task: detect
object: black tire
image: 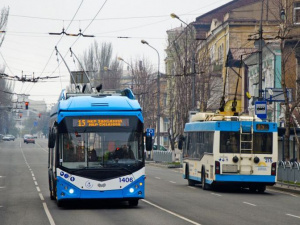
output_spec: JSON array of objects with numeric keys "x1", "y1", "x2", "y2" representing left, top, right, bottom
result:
[
  {"x1": 257, "y1": 185, "x2": 266, "y2": 193},
  {"x1": 57, "y1": 200, "x2": 63, "y2": 207},
  {"x1": 128, "y1": 199, "x2": 139, "y2": 207}
]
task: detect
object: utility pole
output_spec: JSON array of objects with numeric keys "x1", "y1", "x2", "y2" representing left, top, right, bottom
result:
[{"x1": 258, "y1": 0, "x2": 264, "y2": 100}]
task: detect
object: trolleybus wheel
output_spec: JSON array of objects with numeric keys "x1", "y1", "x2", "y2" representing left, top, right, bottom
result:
[
  {"x1": 128, "y1": 199, "x2": 139, "y2": 207},
  {"x1": 257, "y1": 185, "x2": 266, "y2": 193}
]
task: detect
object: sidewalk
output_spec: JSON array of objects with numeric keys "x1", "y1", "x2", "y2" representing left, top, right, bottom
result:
[{"x1": 146, "y1": 161, "x2": 300, "y2": 195}]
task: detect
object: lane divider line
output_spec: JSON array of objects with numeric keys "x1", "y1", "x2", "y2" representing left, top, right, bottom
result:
[
  {"x1": 243, "y1": 202, "x2": 256, "y2": 207},
  {"x1": 20, "y1": 145, "x2": 56, "y2": 225},
  {"x1": 43, "y1": 203, "x2": 55, "y2": 225},
  {"x1": 286, "y1": 214, "x2": 300, "y2": 219},
  {"x1": 211, "y1": 193, "x2": 222, "y2": 197},
  {"x1": 142, "y1": 199, "x2": 201, "y2": 225}
]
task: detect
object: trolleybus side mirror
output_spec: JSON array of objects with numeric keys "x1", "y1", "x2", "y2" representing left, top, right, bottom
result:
[
  {"x1": 48, "y1": 128, "x2": 56, "y2": 148},
  {"x1": 145, "y1": 135, "x2": 152, "y2": 151}
]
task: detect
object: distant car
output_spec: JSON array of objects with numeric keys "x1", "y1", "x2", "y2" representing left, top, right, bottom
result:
[
  {"x1": 3, "y1": 135, "x2": 15, "y2": 141},
  {"x1": 152, "y1": 144, "x2": 168, "y2": 151},
  {"x1": 24, "y1": 135, "x2": 35, "y2": 144}
]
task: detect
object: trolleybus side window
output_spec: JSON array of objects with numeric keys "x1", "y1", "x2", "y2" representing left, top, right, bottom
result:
[{"x1": 185, "y1": 132, "x2": 213, "y2": 159}]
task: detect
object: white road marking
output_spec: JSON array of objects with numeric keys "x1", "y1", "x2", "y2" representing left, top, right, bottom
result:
[
  {"x1": 243, "y1": 202, "x2": 256, "y2": 207},
  {"x1": 0, "y1": 187, "x2": 5, "y2": 189},
  {"x1": 142, "y1": 199, "x2": 201, "y2": 225},
  {"x1": 0, "y1": 176, "x2": 5, "y2": 178},
  {"x1": 169, "y1": 181, "x2": 176, "y2": 184},
  {"x1": 43, "y1": 203, "x2": 56, "y2": 225},
  {"x1": 155, "y1": 177, "x2": 161, "y2": 180},
  {"x1": 20, "y1": 145, "x2": 55, "y2": 225},
  {"x1": 188, "y1": 186, "x2": 196, "y2": 190},
  {"x1": 211, "y1": 193, "x2": 222, "y2": 197},
  {"x1": 286, "y1": 214, "x2": 300, "y2": 219},
  {"x1": 39, "y1": 193, "x2": 44, "y2": 201}
]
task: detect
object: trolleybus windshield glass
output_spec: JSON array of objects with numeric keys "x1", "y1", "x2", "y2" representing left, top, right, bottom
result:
[{"x1": 58, "y1": 116, "x2": 143, "y2": 170}]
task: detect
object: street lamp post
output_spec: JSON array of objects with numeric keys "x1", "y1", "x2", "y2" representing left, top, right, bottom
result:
[
  {"x1": 171, "y1": 13, "x2": 196, "y2": 110},
  {"x1": 117, "y1": 57, "x2": 134, "y2": 90},
  {"x1": 141, "y1": 40, "x2": 161, "y2": 151}
]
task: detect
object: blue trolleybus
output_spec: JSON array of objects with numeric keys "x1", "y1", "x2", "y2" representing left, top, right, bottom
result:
[
  {"x1": 180, "y1": 112, "x2": 278, "y2": 192},
  {"x1": 48, "y1": 89, "x2": 147, "y2": 206}
]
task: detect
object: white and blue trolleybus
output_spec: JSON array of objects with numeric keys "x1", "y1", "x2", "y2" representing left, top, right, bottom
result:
[
  {"x1": 48, "y1": 88, "x2": 148, "y2": 206},
  {"x1": 181, "y1": 112, "x2": 278, "y2": 192}
]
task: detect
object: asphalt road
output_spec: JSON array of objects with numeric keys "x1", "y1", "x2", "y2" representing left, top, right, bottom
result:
[{"x1": 0, "y1": 139, "x2": 299, "y2": 225}]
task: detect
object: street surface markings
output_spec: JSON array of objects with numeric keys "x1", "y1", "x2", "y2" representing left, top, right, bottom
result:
[
  {"x1": 36, "y1": 142, "x2": 48, "y2": 153},
  {"x1": 39, "y1": 193, "x2": 44, "y2": 201},
  {"x1": 20, "y1": 146, "x2": 56, "y2": 225},
  {"x1": 0, "y1": 176, "x2": 5, "y2": 178},
  {"x1": 286, "y1": 214, "x2": 300, "y2": 219},
  {"x1": 188, "y1": 186, "x2": 196, "y2": 190},
  {"x1": 0, "y1": 187, "x2": 5, "y2": 189},
  {"x1": 169, "y1": 181, "x2": 176, "y2": 184},
  {"x1": 155, "y1": 177, "x2": 161, "y2": 180},
  {"x1": 268, "y1": 189, "x2": 299, "y2": 197},
  {"x1": 43, "y1": 203, "x2": 56, "y2": 225},
  {"x1": 211, "y1": 193, "x2": 222, "y2": 197},
  {"x1": 142, "y1": 199, "x2": 201, "y2": 225},
  {"x1": 243, "y1": 202, "x2": 256, "y2": 207}
]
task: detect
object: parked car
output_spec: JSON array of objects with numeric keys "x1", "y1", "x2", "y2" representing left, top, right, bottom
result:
[
  {"x1": 152, "y1": 144, "x2": 168, "y2": 151},
  {"x1": 3, "y1": 135, "x2": 15, "y2": 141},
  {"x1": 24, "y1": 135, "x2": 35, "y2": 144}
]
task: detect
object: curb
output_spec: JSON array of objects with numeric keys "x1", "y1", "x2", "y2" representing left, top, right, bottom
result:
[{"x1": 268, "y1": 184, "x2": 300, "y2": 195}]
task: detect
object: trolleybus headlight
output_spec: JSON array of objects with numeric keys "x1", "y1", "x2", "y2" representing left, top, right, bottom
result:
[
  {"x1": 254, "y1": 156, "x2": 260, "y2": 164},
  {"x1": 69, "y1": 189, "x2": 74, "y2": 194},
  {"x1": 129, "y1": 188, "x2": 134, "y2": 193}
]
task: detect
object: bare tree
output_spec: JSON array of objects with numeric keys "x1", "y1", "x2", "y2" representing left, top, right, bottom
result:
[
  {"x1": 82, "y1": 41, "x2": 122, "y2": 89},
  {"x1": 0, "y1": 6, "x2": 9, "y2": 47}
]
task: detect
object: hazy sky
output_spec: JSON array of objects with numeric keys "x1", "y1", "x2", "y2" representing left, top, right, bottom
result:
[{"x1": 0, "y1": 0, "x2": 231, "y2": 106}]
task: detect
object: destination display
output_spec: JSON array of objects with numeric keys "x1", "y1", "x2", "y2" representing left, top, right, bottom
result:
[
  {"x1": 73, "y1": 118, "x2": 129, "y2": 127},
  {"x1": 256, "y1": 124, "x2": 269, "y2": 131}
]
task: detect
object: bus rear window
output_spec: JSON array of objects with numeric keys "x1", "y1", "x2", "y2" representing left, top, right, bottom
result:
[
  {"x1": 253, "y1": 133, "x2": 273, "y2": 154},
  {"x1": 220, "y1": 132, "x2": 273, "y2": 154},
  {"x1": 220, "y1": 132, "x2": 240, "y2": 153}
]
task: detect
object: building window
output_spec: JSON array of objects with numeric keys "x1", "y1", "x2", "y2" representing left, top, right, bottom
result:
[{"x1": 294, "y1": 2, "x2": 300, "y2": 24}]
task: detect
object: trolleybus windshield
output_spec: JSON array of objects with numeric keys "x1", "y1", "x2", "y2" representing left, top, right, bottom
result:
[{"x1": 58, "y1": 116, "x2": 143, "y2": 171}]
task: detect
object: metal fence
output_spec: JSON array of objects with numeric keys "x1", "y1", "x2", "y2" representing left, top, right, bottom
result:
[
  {"x1": 153, "y1": 151, "x2": 175, "y2": 163},
  {"x1": 277, "y1": 161, "x2": 300, "y2": 185}
]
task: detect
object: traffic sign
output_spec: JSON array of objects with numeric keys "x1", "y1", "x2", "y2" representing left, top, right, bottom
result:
[
  {"x1": 146, "y1": 128, "x2": 155, "y2": 137},
  {"x1": 265, "y1": 88, "x2": 292, "y2": 102},
  {"x1": 255, "y1": 101, "x2": 267, "y2": 120}
]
